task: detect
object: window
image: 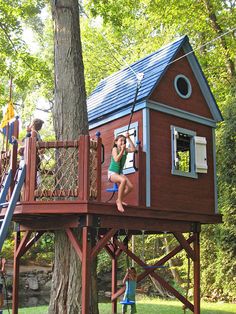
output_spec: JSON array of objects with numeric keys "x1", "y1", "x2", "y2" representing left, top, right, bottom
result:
[
  {"x1": 171, "y1": 126, "x2": 208, "y2": 178},
  {"x1": 114, "y1": 122, "x2": 138, "y2": 174},
  {"x1": 171, "y1": 126, "x2": 196, "y2": 178},
  {"x1": 174, "y1": 74, "x2": 192, "y2": 99}
]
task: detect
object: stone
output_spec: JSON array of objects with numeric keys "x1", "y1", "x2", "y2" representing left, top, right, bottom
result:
[{"x1": 26, "y1": 277, "x2": 39, "y2": 291}]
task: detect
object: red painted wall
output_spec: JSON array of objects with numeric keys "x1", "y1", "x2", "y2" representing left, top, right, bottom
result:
[
  {"x1": 90, "y1": 111, "x2": 144, "y2": 206},
  {"x1": 149, "y1": 110, "x2": 215, "y2": 214},
  {"x1": 150, "y1": 49, "x2": 214, "y2": 120}
]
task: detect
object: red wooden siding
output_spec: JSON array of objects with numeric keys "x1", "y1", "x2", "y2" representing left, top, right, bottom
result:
[
  {"x1": 150, "y1": 110, "x2": 215, "y2": 214},
  {"x1": 150, "y1": 49, "x2": 214, "y2": 120},
  {"x1": 89, "y1": 111, "x2": 144, "y2": 206}
]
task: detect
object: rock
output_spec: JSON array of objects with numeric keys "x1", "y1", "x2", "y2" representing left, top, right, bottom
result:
[
  {"x1": 26, "y1": 277, "x2": 39, "y2": 291},
  {"x1": 105, "y1": 291, "x2": 111, "y2": 298}
]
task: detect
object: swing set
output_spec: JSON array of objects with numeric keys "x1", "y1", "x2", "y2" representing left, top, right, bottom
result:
[{"x1": 115, "y1": 230, "x2": 192, "y2": 313}]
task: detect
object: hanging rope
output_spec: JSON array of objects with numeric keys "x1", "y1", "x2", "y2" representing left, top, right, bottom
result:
[{"x1": 127, "y1": 73, "x2": 144, "y2": 132}]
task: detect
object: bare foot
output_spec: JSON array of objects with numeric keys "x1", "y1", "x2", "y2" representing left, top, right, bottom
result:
[
  {"x1": 116, "y1": 200, "x2": 125, "y2": 212},
  {"x1": 122, "y1": 201, "x2": 127, "y2": 206}
]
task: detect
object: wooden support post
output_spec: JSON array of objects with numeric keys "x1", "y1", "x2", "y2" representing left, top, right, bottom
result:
[
  {"x1": 12, "y1": 231, "x2": 20, "y2": 314},
  {"x1": 96, "y1": 136, "x2": 102, "y2": 202},
  {"x1": 194, "y1": 231, "x2": 200, "y2": 314},
  {"x1": 66, "y1": 228, "x2": 82, "y2": 261},
  {"x1": 84, "y1": 135, "x2": 90, "y2": 201},
  {"x1": 12, "y1": 230, "x2": 41, "y2": 314},
  {"x1": 81, "y1": 226, "x2": 91, "y2": 314},
  {"x1": 79, "y1": 136, "x2": 85, "y2": 200},
  {"x1": 29, "y1": 134, "x2": 37, "y2": 201},
  {"x1": 23, "y1": 137, "x2": 32, "y2": 201},
  {"x1": 111, "y1": 237, "x2": 118, "y2": 314}
]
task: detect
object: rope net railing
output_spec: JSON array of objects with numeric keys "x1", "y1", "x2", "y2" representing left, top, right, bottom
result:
[
  {"x1": 32, "y1": 137, "x2": 100, "y2": 201},
  {"x1": 34, "y1": 141, "x2": 80, "y2": 200},
  {"x1": 89, "y1": 139, "x2": 99, "y2": 200},
  {"x1": 0, "y1": 151, "x2": 11, "y2": 184}
]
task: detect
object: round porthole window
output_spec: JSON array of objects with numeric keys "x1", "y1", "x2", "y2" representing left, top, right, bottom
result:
[{"x1": 174, "y1": 74, "x2": 192, "y2": 99}]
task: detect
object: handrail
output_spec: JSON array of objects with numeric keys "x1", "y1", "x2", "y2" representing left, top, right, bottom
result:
[
  {"x1": 38, "y1": 140, "x2": 80, "y2": 149},
  {"x1": 21, "y1": 135, "x2": 102, "y2": 202}
]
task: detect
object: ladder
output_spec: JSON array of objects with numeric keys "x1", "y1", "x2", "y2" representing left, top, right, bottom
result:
[{"x1": 0, "y1": 163, "x2": 26, "y2": 252}]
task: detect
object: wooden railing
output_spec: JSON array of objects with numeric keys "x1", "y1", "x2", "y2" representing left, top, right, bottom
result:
[{"x1": 21, "y1": 134, "x2": 102, "y2": 202}]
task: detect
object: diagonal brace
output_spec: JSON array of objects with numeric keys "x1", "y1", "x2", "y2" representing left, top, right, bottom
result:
[{"x1": 174, "y1": 232, "x2": 195, "y2": 261}]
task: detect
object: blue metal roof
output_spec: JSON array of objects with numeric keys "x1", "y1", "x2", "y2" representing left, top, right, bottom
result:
[{"x1": 87, "y1": 35, "x2": 223, "y2": 124}]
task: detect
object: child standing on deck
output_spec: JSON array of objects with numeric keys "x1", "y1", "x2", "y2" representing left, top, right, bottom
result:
[
  {"x1": 108, "y1": 132, "x2": 136, "y2": 212},
  {"x1": 122, "y1": 267, "x2": 137, "y2": 314}
]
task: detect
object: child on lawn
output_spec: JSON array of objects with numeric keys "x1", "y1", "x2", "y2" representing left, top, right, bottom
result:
[{"x1": 122, "y1": 267, "x2": 137, "y2": 314}]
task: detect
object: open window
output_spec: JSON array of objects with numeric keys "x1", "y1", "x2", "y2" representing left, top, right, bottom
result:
[
  {"x1": 114, "y1": 122, "x2": 138, "y2": 174},
  {"x1": 171, "y1": 126, "x2": 208, "y2": 178}
]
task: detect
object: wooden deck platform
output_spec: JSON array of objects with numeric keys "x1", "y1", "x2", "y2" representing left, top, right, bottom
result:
[{"x1": 1, "y1": 200, "x2": 221, "y2": 232}]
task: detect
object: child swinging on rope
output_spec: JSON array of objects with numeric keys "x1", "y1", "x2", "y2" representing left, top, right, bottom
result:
[{"x1": 108, "y1": 132, "x2": 136, "y2": 213}]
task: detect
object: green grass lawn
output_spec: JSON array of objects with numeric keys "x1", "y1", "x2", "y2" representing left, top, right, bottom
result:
[{"x1": 7, "y1": 298, "x2": 236, "y2": 314}]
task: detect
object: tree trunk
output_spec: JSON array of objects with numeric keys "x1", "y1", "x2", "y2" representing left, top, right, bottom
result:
[
  {"x1": 203, "y1": 0, "x2": 235, "y2": 79},
  {"x1": 51, "y1": 0, "x2": 88, "y2": 140},
  {"x1": 49, "y1": 1, "x2": 98, "y2": 313}
]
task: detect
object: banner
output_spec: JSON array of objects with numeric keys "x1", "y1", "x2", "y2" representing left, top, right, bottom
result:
[{"x1": 0, "y1": 100, "x2": 15, "y2": 129}]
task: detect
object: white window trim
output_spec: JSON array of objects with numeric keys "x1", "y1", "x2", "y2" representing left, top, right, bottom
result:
[
  {"x1": 171, "y1": 126, "x2": 198, "y2": 179},
  {"x1": 174, "y1": 74, "x2": 192, "y2": 99},
  {"x1": 114, "y1": 122, "x2": 138, "y2": 174}
]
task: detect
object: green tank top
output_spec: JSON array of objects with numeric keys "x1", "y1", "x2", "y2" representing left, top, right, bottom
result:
[{"x1": 109, "y1": 149, "x2": 128, "y2": 174}]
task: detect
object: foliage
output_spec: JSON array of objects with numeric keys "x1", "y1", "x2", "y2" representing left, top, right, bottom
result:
[{"x1": 0, "y1": 0, "x2": 235, "y2": 302}]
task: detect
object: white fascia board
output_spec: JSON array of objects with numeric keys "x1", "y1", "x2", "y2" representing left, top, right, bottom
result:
[
  {"x1": 182, "y1": 44, "x2": 223, "y2": 123},
  {"x1": 147, "y1": 100, "x2": 217, "y2": 128},
  {"x1": 89, "y1": 101, "x2": 146, "y2": 130}
]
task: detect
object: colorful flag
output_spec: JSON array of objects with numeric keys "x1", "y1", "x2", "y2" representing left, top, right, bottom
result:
[{"x1": 0, "y1": 100, "x2": 15, "y2": 129}]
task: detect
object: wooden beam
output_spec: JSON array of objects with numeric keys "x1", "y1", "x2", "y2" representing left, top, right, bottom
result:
[
  {"x1": 81, "y1": 227, "x2": 92, "y2": 314},
  {"x1": 78, "y1": 136, "x2": 85, "y2": 201},
  {"x1": 23, "y1": 138, "x2": 32, "y2": 201},
  {"x1": 29, "y1": 136, "x2": 37, "y2": 201},
  {"x1": 96, "y1": 136, "x2": 102, "y2": 202},
  {"x1": 104, "y1": 243, "x2": 115, "y2": 258},
  {"x1": 91, "y1": 228, "x2": 117, "y2": 260},
  {"x1": 173, "y1": 232, "x2": 195, "y2": 261},
  {"x1": 38, "y1": 140, "x2": 80, "y2": 148},
  {"x1": 15, "y1": 231, "x2": 32, "y2": 258},
  {"x1": 66, "y1": 228, "x2": 82, "y2": 261},
  {"x1": 111, "y1": 240, "x2": 118, "y2": 314},
  {"x1": 112, "y1": 237, "x2": 194, "y2": 312},
  {"x1": 22, "y1": 232, "x2": 44, "y2": 257},
  {"x1": 83, "y1": 135, "x2": 90, "y2": 201},
  {"x1": 19, "y1": 216, "x2": 79, "y2": 231},
  {"x1": 194, "y1": 232, "x2": 200, "y2": 314},
  {"x1": 12, "y1": 231, "x2": 21, "y2": 314},
  {"x1": 150, "y1": 271, "x2": 194, "y2": 312},
  {"x1": 138, "y1": 235, "x2": 195, "y2": 282}
]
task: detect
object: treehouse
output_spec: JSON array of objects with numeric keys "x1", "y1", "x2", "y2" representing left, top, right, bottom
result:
[{"x1": 0, "y1": 35, "x2": 223, "y2": 314}]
